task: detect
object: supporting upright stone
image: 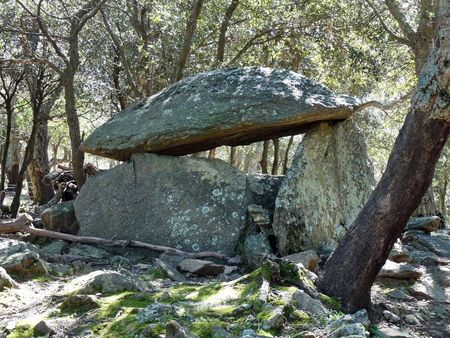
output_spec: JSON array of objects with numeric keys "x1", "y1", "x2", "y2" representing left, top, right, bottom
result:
[{"x1": 273, "y1": 119, "x2": 375, "y2": 254}]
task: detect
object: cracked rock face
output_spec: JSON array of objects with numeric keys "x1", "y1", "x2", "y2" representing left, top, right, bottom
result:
[
  {"x1": 74, "y1": 153, "x2": 248, "y2": 256},
  {"x1": 81, "y1": 67, "x2": 358, "y2": 160},
  {"x1": 273, "y1": 119, "x2": 375, "y2": 254}
]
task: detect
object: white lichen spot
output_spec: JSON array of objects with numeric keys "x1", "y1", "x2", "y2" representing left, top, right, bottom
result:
[
  {"x1": 212, "y1": 189, "x2": 222, "y2": 197},
  {"x1": 184, "y1": 239, "x2": 191, "y2": 245},
  {"x1": 192, "y1": 244, "x2": 200, "y2": 252},
  {"x1": 211, "y1": 237, "x2": 218, "y2": 246},
  {"x1": 232, "y1": 212, "x2": 239, "y2": 218},
  {"x1": 202, "y1": 206, "x2": 210, "y2": 214},
  {"x1": 176, "y1": 244, "x2": 182, "y2": 249}
]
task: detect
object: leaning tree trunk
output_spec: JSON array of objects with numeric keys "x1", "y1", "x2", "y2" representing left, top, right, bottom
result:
[
  {"x1": 260, "y1": 140, "x2": 270, "y2": 174},
  {"x1": 0, "y1": 101, "x2": 13, "y2": 191},
  {"x1": 318, "y1": 2, "x2": 450, "y2": 312},
  {"x1": 271, "y1": 138, "x2": 280, "y2": 175}
]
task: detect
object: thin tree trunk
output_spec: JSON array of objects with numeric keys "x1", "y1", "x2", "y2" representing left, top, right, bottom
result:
[
  {"x1": 260, "y1": 140, "x2": 270, "y2": 174},
  {"x1": 63, "y1": 70, "x2": 85, "y2": 187},
  {"x1": 208, "y1": 148, "x2": 216, "y2": 159},
  {"x1": 0, "y1": 101, "x2": 13, "y2": 191},
  {"x1": 10, "y1": 104, "x2": 40, "y2": 217},
  {"x1": 283, "y1": 136, "x2": 294, "y2": 175},
  {"x1": 229, "y1": 146, "x2": 238, "y2": 166},
  {"x1": 216, "y1": 0, "x2": 240, "y2": 66},
  {"x1": 174, "y1": 0, "x2": 204, "y2": 81},
  {"x1": 271, "y1": 138, "x2": 280, "y2": 175},
  {"x1": 318, "y1": 3, "x2": 450, "y2": 311}
]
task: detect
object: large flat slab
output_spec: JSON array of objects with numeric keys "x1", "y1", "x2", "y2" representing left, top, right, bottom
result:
[{"x1": 81, "y1": 67, "x2": 359, "y2": 161}]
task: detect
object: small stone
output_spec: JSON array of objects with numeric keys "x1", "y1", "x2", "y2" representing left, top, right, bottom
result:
[
  {"x1": 177, "y1": 259, "x2": 225, "y2": 276},
  {"x1": 63, "y1": 270, "x2": 144, "y2": 295},
  {"x1": 261, "y1": 306, "x2": 285, "y2": 330},
  {"x1": 406, "y1": 216, "x2": 441, "y2": 232},
  {"x1": 283, "y1": 250, "x2": 320, "y2": 272},
  {"x1": 155, "y1": 258, "x2": 186, "y2": 282},
  {"x1": 389, "y1": 242, "x2": 411, "y2": 263},
  {"x1": 223, "y1": 265, "x2": 238, "y2": 275},
  {"x1": 383, "y1": 310, "x2": 401, "y2": 323},
  {"x1": 0, "y1": 267, "x2": 19, "y2": 290},
  {"x1": 377, "y1": 327, "x2": 417, "y2": 338},
  {"x1": 0, "y1": 242, "x2": 48, "y2": 280},
  {"x1": 403, "y1": 314, "x2": 420, "y2": 325},
  {"x1": 386, "y1": 289, "x2": 414, "y2": 302},
  {"x1": 60, "y1": 294, "x2": 100, "y2": 313},
  {"x1": 68, "y1": 244, "x2": 110, "y2": 260},
  {"x1": 327, "y1": 323, "x2": 368, "y2": 337},
  {"x1": 41, "y1": 240, "x2": 68, "y2": 256},
  {"x1": 33, "y1": 320, "x2": 54, "y2": 336},
  {"x1": 299, "y1": 332, "x2": 317, "y2": 338},
  {"x1": 41, "y1": 200, "x2": 79, "y2": 234},
  {"x1": 165, "y1": 320, "x2": 198, "y2": 338},
  {"x1": 330, "y1": 309, "x2": 371, "y2": 330},
  {"x1": 378, "y1": 260, "x2": 422, "y2": 280},
  {"x1": 293, "y1": 289, "x2": 327, "y2": 316},
  {"x1": 241, "y1": 233, "x2": 273, "y2": 269}
]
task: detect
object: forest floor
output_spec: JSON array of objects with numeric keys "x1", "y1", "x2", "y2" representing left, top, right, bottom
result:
[{"x1": 0, "y1": 229, "x2": 449, "y2": 338}]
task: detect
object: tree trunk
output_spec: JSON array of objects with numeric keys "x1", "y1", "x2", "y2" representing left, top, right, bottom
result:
[
  {"x1": 28, "y1": 115, "x2": 54, "y2": 204},
  {"x1": 208, "y1": 148, "x2": 216, "y2": 159},
  {"x1": 10, "y1": 104, "x2": 40, "y2": 217},
  {"x1": 63, "y1": 70, "x2": 85, "y2": 188},
  {"x1": 271, "y1": 138, "x2": 280, "y2": 175},
  {"x1": 174, "y1": 0, "x2": 204, "y2": 81},
  {"x1": 283, "y1": 136, "x2": 294, "y2": 175},
  {"x1": 229, "y1": 146, "x2": 238, "y2": 166},
  {"x1": 318, "y1": 3, "x2": 450, "y2": 312},
  {"x1": 260, "y1": 140, "x2": 270, "y2": 174},
  {"x1": 6, "y1": 112, "x2": 21, "y2": 187},
  {"x1": 0, "y1": 100, "x2": 13, "y2": 191},
  {"x1": 216, "y1": 0, "x2": 240, "y2": 66}
]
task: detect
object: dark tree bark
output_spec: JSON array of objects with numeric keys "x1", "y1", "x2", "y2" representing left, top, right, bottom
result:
[
  {"x1": 260, "y1": 140, "x2": 270, "y2": 174},
  {"x1": 318, "y1": 1, "x2": 450, "y2": 312},
  {"x1": 283, "y1": 136, "x2": 294, "y2": 175},
  {"x1": 271, "y1": 138, "x2": 280, "y2": 175},
  {"x1": 229, "y1": 146, "x2": 238, "y2": 166},
  {"x1": 0, "y1": 67, "x2": 24, "y2": 191},
  {"x1": 174, "y1": 0, "x2": 204, "y2": 81},
  {"x1": 216, "y1": 0, "x2": 240, "y2": 66}
]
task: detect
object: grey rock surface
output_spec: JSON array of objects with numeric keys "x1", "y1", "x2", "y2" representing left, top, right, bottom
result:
[
  {"x1": 283, "y1": 250, "x2": 320, "y2": 272},
  {"x1": 74, "y1": 153, "x2": 248, "y2": 256},
  {"x1": 241, "y1": 233, "x2": 273, "y2": 269},
  {"x1": 406, "y1": 216, "x2": 441, "y2": 232},
  {"x1": 378, "y1": 260, "x2": 422, "y2": 280},
  {"x1": 0, "y1": 267, "x2": 19, "y2": 290},
  {"x1": 293, "y1": 289, "x2": 327, "y2": 316},
  {"x1": 41, "y1": 200, "x2": 79, "y2": 234},
  {"x1": 63, "y1": 270, "x2": 144, "y2": 295},
  {"x1": 81, "y1": 67, "x2": 358, "y2": 160},
  {"x1": 273, "y1": 119, "x2": 374, "y2": 254}
]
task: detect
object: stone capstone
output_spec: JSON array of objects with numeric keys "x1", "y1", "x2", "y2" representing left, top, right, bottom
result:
[
  {"x1": 74, "y1": 153, "x2": 248, "y2": 256},
  {"x1": 81, "y1": 67, "x2": 359, "y2": 161},
  {"x1": 177, "y1": 258, "x2": 225, "y2": 276},
  {"x1": 406, "y1": 216, "x2": 441, "y2": 232},
  {"x1": 273, "y1": 119, "x2": 375, "y2": 254}
]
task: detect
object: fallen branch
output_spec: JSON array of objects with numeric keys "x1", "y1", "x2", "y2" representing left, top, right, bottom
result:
[{"x1": 0, "y1": 214, "x2": 229, "y2": 261}]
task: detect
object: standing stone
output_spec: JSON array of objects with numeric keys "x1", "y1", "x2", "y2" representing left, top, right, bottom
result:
[
  {"x1": 74, "y1": 153, "x2": 248, "y2": 256},
  {"x1": 273, "y1": 119, "x2": 374, "y2": 254}
]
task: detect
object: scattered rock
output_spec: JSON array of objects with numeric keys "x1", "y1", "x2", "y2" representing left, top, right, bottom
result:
[
  {"x1": 0, "y1": 240, "x2": 48, "y2": 279},
  {"x1": 386, "y1": 289, "x2": 414, "y2": 302},
  {"x1": 283, "y1": 250, "x2": 320, "y2": 272},
  {"x1": 64, "y1": 270, "x2": 144, "y2": 295},
  {"x1": 75, "y1": 153, "x2": 248, "y2": 256},
  {"x1": 376, "y1": 327, "x2": 417, "y2": 338},
  {"x1": 273, "y1": 118, "x2": 374, "y2": 254},
  {"x1": 408, "y1": 278, "x2": 448, "y2": 302},
  {"x1": 137, "y1": 303, "x2": 183, "y2": 323},
  {"x1": 155, "y1": 258, "x2": 186, "y2": 282},
  {"x1": 177, "y1": 258, "x2": 225, "y2": 276},
  {"x1": 403, "y1": 314, "x2": 420, "y2": 325},
  {"x1": 329, "y1": 309, "x2": 371, "y2": 329},
  {"x1": 68, "y1": 244, "x2": 111, "y2": 260},
  {"x1": 327, "y1": 323, "x2": 368, "y2": 337},
  {"x1": 41, "y1": 240, "x2": 69, "y2": 256},
  {"x1": 241, "y1": 233, "x2": 273, "y2": 269},
  {"x1": 293, "y1": 289, "x2": 327, "y2": 316},
  {"x1": 41, "y1": 201, "x2": 79, "y2": 234},
  {"x1": 81, "y1": 67, "x2": 358, "y2": 161},
  {"x1": 260, "y1": 305, "x2": 285, "y2": 330},
  {"x1": 33, "y1": 320, "x2": 54, "y2": 336},
  {"x1": 388, "y1": 242, "x2": 412, "y2": 263},
  {"x1": 166, "y1": 320, "x2": 199, "y2": 338},
  {"x1": 60, "y1": 294, "x2": 100, "y2": 312},
  {"x1": 406, "y1": 216, "x2": 441, "y2": 232},
  {"x1": 0, "y1": 267, "x2": 19, "y2": 290},
  {"x1": 47, "y1": 263, "x2": 73, "y2": 276},
  {"x1": 403, "y1": 230, "x2": 450, "y2": 258},
  {"x1": 378, "y1": 260, "x2": 422, "y2": 280},
  {"x1": 383, "y1": 310, "x2": 401, "y2": 323}
]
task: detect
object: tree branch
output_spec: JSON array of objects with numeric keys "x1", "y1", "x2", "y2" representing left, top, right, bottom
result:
[
  {"x1": 0, "y1": 214, "x2": 230, "y2": 261},
  {"x1": 385, "y1": 0, "x2": 417, "y2": 41}
]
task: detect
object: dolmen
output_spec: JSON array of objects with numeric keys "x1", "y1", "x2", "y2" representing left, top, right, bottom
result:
[{"x1": 75, "y1": 67, "x2": 374, "y2": 256}]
